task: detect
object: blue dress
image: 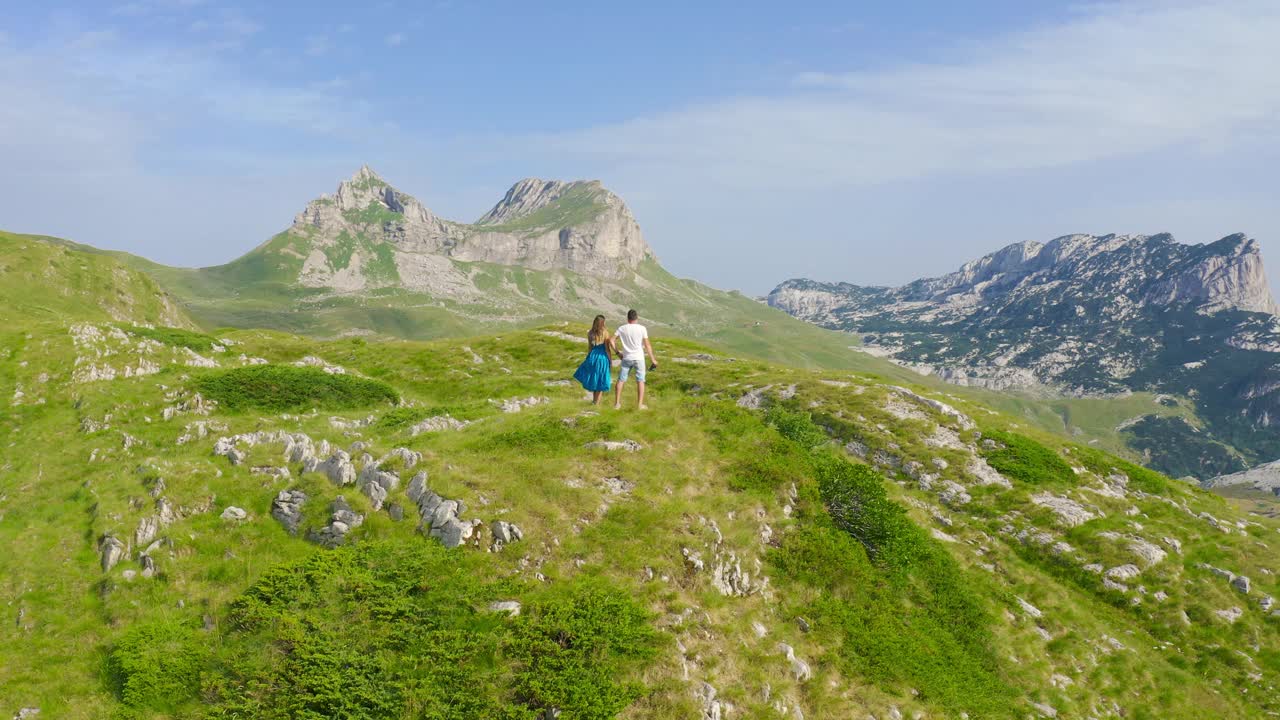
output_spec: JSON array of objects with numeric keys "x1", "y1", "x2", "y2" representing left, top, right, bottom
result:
[{"x1": 574, "y1": 342, "x2": 612, "y2": 392}]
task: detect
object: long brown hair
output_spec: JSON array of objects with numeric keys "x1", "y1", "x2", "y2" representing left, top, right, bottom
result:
[{"x1": 588, "y1": 315, "x2": 609, "y2": 346}]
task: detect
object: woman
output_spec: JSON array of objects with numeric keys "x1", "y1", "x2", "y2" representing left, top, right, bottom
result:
[{"x1": 574, "y1": 315, "x2": 615, "y2": 405}]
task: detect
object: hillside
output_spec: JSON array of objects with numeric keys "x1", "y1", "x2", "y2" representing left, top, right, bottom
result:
[
  {"x1": 4, "y1": 302, "x2": 1280, "y2": 717},
  {"x1": 0, "y1": 230, "x2": 192, "y2": 328},
  {"x1": 770, "y1": 233, "x2": 1280, "y2": 480}
]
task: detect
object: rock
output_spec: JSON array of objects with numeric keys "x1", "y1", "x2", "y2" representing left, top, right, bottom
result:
[
  {"x1": 712, "y1": 552, "x2": 754, "y2": 596},
  {"x1": 409, "y1": 415, "x2": 470, "y2": 435},
  {"x1": 491, "y1": 520, "x2": 524, "y2": 551},
  {"x1": 270, "y1": 490, "x2": 307, "y2": 534},
  {"x1": 316, "y1": 450, "x2": 357, "y2": 485},
  {"x1": 1232, "y1": 575, "x2": 1252, "y2": 594},
  {"x1": 1032, "y1": 493, "x2": 1097, "y2": 528},
  {"x1": 938, "y1": 480, "x2": 972, "y2": 507},
  {"x1": 1260, "y1": 595, "x2": 1274, "y2": 611},
  {"x1": 682, "y1": 547, "x2": 705, "y2": 573},
  {"x1": 1106, "y1": 564, "x2": 1141, "y2": 581},
  {"x1": 227, "y1": 447, "x2": 247, "y2": 466},
  {"x1": 693, "y1": 682, "x2": 724, "y2": 720},
  {"x1": 1127, "y1": 537, "x2": 1166, "y2": 568},
  {"x1": 309, "y1": 496, "x2": 364, "y2": 548},
  {"x1": 495, "y1": 396, "x2": 548, "y2": 413},
  {"x1": 600, "y1": 476, "x2": 635, "y2": 495},
  {"x1": 844, "y1": 440, "x2": 868, "y2": 459},
  {"x1": 1016, "y1": 597, "x2": 1043, "y2": 619},
  {"x1": 13, "y1": 708, "x2": 39, "y2": 719},
  {"x1": 140, "y1": 554, "x2": 156, "y2": 579},
  {"x1": 134, "y1": 516, "x2": 159, "y2": 547},
  {"x1": 889, "y1": 386, "x2": 976, "y2": 429},
  {"x1": 778, "y1": 643, "x2": 812, "y2": 682},
  {"x1": 1215, "y1": 606, "x2": 1244, "y2": 623},
  {"x1": 220, "y1": 506, "x2": 247, "y2": 521},
  {"x1": 100, "y1": 536, "x2": 126, "y2": 572},
  {"x1": 408, "y1": 475, "x2": 481, "y2": 548},
  {"x1": 251, "y1": 466, "x2": 292, "y2": 481},
  {"x1": 967, "y1": 456, "x2": 1012, "y2": 488},
  {"x1": 583, "y1": 440, "x2": 643, "y2": 452},
  {"x1": 1031, "y1": 702, "x2": 1058, "y2": 718},
  {"x1": 381, "y1": 447, "x2": 422, "y2": 469},
  {"x1": 388, "y1": 502, "x2": 405, "y2": 521},
  {"x1": 737, "y1": 385, "x2": 773, "y2": 409},
  {"x1": 488, "y1": 601, "x2": 521, "y2": 616}
]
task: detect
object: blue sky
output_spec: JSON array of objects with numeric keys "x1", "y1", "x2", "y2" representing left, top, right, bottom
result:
[{"x1": 3, "y1": 0, "x2": 1279, "y2": 295}]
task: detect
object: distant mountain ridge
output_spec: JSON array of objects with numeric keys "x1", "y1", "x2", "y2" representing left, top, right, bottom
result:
[
  {"x1": 286, "y1": 166, "x2": 652, "y2": 291},
  {"x1": 769, "y1": 232, "x2": 1280, "y2": 479}
]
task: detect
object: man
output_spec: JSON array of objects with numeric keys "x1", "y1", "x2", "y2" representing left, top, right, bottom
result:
[{"x1": 613, "y1": 309, "x2": 657, "y2": 410}]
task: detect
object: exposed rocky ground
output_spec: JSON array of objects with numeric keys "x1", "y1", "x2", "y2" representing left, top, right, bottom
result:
[{"x1": 770, "y1": 233, "x2": 1280, "y2": 479}]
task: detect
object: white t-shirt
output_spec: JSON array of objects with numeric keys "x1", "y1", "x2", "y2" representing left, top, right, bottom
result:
[{"x1": 615, "y1": 323, "x2": 648, "y2": 362}]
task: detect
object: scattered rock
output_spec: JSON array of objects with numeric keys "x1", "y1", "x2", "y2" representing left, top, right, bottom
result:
[
  {"x1": 407, "y1": 472, "x2": 481, "y2": 548},
  {"x1": 100, "y1": 535, "x2": 126, "y2": 572},
  {"x1": 583, "y1": 440, "x2": 643, "y2": 452},
  {"x1": 270, "y1": 490, "x2": 307, "y2": 534},
  {"x1": 737, "y1": 385, "x2": 773, "y2": 409},
  {"x1": 220, "y1": 506, "x2": 248, "y2": 521},
  {"x1": 495, "y1": 396, "x2": 548, "y2": 413},
  {"x1": 251, "y1": 466, "x2": 292, "y2": 481},
  {"x1": 1106, "y1": 564, "x2": 1141, "y2": 581},
  {"x1": 938, "y1": 480, "x2": 972, "y2": 507},
  {"x1": 488, "y1": 601, "x2": 521, "y2": 616},
  {"x1": 1127, "y1": 537, "x2": 1166, "y2": 568},
  {"x1": 889, "y1": 386, "x2": 976, "y2": 429},
  {"x1": 1032, "y1": 493, "x2": 1097, "y2": 528},
  {"x1": 1016, "y1": 597, "x2": 1043, "y2": 619},
  {"x1": 308, "y1": 496, "x2": 364, "y2": 548},
  {"x1": 778, "y1": 643, "x2": 812, "y2": 682},
  {"x1": 712, "y1": 552, "x2": 755, "y2": 596},
  {"x1": 491, "y1": 520, "x2": 524, "y2": 551},
  {"x1": 1215, "y1": 606, "x2": 1244, "y2": 623},
  {"x1": 410, "y1": 415, "x2": 471, "y2": 435},
  {"x1": 1232, "y1": 575, "x2": 1252, "y2": 594},
  {"x1": 693, "y1": 682, "x2": 725, "y2": 720}
]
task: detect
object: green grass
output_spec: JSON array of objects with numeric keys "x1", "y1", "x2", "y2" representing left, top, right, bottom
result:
[
  {"x1": 474, "y1": 182, "x2": 608, "y2": 233},
  {"x1": 122, "y1": 324, "x2": 218, "y2": 351},
  {"x1": 978, "y1": 428, "x2": 1076, "y2": 485},
  {"x1": 193, "y1": 365, "x2": 400, "y2": 412}
]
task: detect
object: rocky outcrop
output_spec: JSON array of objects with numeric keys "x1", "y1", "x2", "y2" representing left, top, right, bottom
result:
[
  {"x1": 288, "y1": 167, "x2": 655, "y2": 292},
  {"x1": 406, "y1": 472, "x2": 481, "y2": 548},
  {"x1": 308, "y1": 496, "x2": 364, "y2": 548},
  {"x1": 271, "y1": 490, "x2": 307, "y2": 534}
]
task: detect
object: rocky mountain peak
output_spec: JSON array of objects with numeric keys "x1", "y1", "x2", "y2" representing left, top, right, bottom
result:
[
  {"x1": 293, "y1": 166, "x2": 443, "y2": 234},
  {"x1": 476, "y1": 178, "x2": 605, "y2": 226}
]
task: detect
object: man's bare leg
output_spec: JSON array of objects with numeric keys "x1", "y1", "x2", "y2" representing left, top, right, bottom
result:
[
  {"x1": 614, "y1": 380, "x2": 623, "y2": 409},
  {"x1": 637, "y1": 381, "x2": 647, "y2": 410}
]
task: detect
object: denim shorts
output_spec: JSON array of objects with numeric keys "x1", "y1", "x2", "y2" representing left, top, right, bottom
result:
[{"x1": 618, "y1": 357, "x2": 646, "y2": 383}]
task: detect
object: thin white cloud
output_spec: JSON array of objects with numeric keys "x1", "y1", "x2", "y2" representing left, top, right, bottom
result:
[
  {"x1": 528, "y1": 0, "x2": 1280, "y2": 189},
  {"x1": 385, "y1": 32, "x2": 405, "y2": 47}
]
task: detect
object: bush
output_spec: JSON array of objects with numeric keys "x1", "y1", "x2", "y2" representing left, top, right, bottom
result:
[
  {"x1": 814, "y1": 454, "x2": 929, "y2": 570},
  {"x1": 978, "y1": 429, "x2": 1074, "y2": 485},
  {"x1": 124, "y1": 324, "x2": 219, "y2": 351},
  {"x1": 206, "y1": 542, "x2": 659, "y2": 719},
  {"x1": 105, "y1": 619, "x2": 205, "y2": 711},
  {"x1": 193, "y1": 365, "x2": 399, "y2": 413},
  {"x1": 765, "y1": 406, "x2": 829, "y2": 449},
  {"x1": 728, "y1": 434, "x2": 810, "y2": 493}
]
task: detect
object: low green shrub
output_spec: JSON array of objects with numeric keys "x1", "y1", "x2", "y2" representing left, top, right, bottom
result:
[
  {"x1": 765, "y1": 406, "x2": 829, "y2": 449},
  {"x1": 193, "y1": 365, "x2": 399, "y2": 412},
  {"x1": 105, "y1": 619, "x2": 205, "y2": 711},
  {"x1": 123, "y1": 324, "x2": 219, "y2": 351},
  {"x1": 728, "y1": 434, "x2": 810, "y2": 493},
  {"x1": 206, "y1": 542, "x2": 659, "y2": 719},
  {"x1": 978, "y1": 428, "x2": 1074, "y2": 485}
]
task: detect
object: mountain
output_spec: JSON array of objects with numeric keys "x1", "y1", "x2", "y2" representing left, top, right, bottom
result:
[
  {"x1": 60, "y1": 167, "x2": 942, "y2": 375},
  {"x1": 6, "y1": 305, "x2": 1280, "y2": 718},
  {"x1": 769, "y1": 233, "x2": 1280, "y2": 479}
]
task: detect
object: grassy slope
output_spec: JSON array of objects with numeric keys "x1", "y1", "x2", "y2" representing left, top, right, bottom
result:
[
  {"x1": 0, "y1": 231, "x2": 192, "y2": 328},
  {"x1": 16, "y1": 230, "x2": 1209, "y2": 475},
  {"x1": 1, "y1": 313, "x2": 1278, "y2": 717}
]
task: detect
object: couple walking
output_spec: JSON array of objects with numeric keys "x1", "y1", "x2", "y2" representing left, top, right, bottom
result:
[{"x1": 573, "y1": 309, "x2": 658, "y2": 409}]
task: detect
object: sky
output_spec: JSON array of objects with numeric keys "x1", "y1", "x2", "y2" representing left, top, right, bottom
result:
[{"x1": 2, "y1": 0, "x2": 1279, "y2": 295}]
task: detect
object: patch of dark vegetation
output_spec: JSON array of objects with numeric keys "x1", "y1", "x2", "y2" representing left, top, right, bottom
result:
[
  {"x1": 105, "y1": 619, "x2": 206, "y2": 713},
  {"x1": 978, "y1": 428, "x2": 1075, "y2": 485},
  {"x1": 193, "y1": 365, "x2": 399, "y2": 413},
  {"x1": 123, "y1": 325, "x2": 219, "y2": 351},
  {"x1": 1122, "y1": 415, "x2": 1246, "y2": 479},
  {"x1": 1069, "y1": 445, "x2": 1175, "y2": 495},
  {"x1": 204, "y1": 542, "x2": 659, "y2": 719},
  {"x1": 762, "y1": 409, "x2": 1014, "y2": 716}
]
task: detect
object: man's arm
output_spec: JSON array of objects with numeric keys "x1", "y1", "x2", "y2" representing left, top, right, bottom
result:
[{"x1": 643, "y1": 337, "x2": 657, "y2": 367}]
